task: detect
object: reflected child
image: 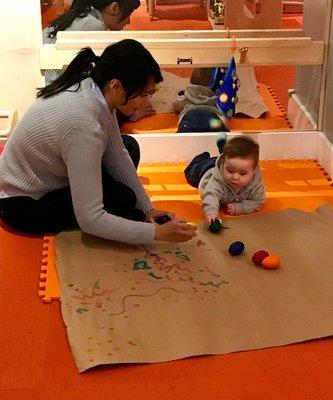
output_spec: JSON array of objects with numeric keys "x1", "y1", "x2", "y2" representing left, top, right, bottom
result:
[{"x1": 172, "y1": 68, "x2": 230, "y2": 133}]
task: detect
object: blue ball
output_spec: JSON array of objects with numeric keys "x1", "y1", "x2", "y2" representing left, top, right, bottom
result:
[{"x1": 228, "y1": 241, "x2": 245, "y2": 256}]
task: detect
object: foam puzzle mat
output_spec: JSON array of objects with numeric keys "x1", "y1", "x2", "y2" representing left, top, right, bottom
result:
[{"x1": 39, "y1": 159, "x2": 333, "y2": 302}]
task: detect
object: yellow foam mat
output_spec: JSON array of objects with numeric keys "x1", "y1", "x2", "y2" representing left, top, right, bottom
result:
[{"x1": 39, "y1": 160, "x2": 333, "y2": 301}]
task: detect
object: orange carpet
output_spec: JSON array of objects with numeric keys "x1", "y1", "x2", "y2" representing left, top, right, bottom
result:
[
  {"x1": 1, "y1": 160, "x2": 333, "y2": 399},
  {"x1": 123, "y1": 3, "x2": 211, "y2": 30}
]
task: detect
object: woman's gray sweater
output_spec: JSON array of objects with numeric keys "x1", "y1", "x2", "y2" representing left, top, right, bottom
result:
[
  {"x1": 43, "y1": 8, "x2": 106, "y2": 84},
  {"x1": 0, "y1": 78, "x2": 156, "y2": 244}
]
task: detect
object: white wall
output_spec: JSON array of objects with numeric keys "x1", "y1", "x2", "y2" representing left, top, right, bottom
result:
[
  {"x1": 0, "y1": 1, "x2": 44, "y2": 119},
  {"x1": 294, "y1": 0, "x2": 328, "y2": 125}
]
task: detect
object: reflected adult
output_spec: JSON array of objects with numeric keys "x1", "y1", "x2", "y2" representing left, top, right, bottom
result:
[
  {"x1": 0, "y1": 39, "x2": 196, "y2": 244},
  {"x1": 43, "y1": 0, "x2": 140, "y2": 84},
  {"x1": 44, "y1": 0, "x2": 156, "y2": 125}
]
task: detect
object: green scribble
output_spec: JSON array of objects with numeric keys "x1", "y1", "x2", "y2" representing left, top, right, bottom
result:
[
  {"x1": 76, "y1": 308, "x2": 89, "y2": 314},
  {"x1": 175, "y1": 250, "x2": 190, "y2": 261},
  {"x1": 148, "y1": 272, "x2": 163, "y2": 280},
  {"x1": 133, "y1": 260, "x2": 152, "y2": 270},
  {"x1": 199, "y1": 280, "x2": 229, "y2": 287}
]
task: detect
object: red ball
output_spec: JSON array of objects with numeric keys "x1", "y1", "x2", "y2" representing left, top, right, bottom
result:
[{"x1": 252, "y1": 250, "x2": 270, "y2": 266}]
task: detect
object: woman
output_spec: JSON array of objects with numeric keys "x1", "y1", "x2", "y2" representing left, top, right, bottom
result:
[
  {"x1": 43, "y1": 0, "x2": 139, "y2": 81},
  {"x1": 43, "y1": 0, "x2": 155, "y2": 123},
  {"x1": 0, "y1": 39, "x2": 196, "y2": 244}
]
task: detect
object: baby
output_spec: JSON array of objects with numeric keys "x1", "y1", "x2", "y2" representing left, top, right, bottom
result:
[
  {"x1": 184, "y1": 135, "x2": 266, "y2": 225},
  {"x1": 172, "y1": 68, "x2": 229, "y2": 133}
]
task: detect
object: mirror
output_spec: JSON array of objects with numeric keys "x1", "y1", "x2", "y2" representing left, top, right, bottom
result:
[{"x1": 39, "y1": 1, "x2": 324, "y2": 134}]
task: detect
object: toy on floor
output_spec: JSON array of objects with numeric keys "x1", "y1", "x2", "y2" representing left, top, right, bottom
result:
[
  {"x1": 228, "y1": 241, "x2": 245, "y2": 256},
  {"x1": 209, "y1": 219, "x2": 222, "y2": 233},
  {"x1": 155, "y1": 215, "x2": 172, "y2": 225},
  {"x1": 252, "y1": 250, "x2": 270, "y2": 266},
  {"x1": 262, "y1": 255, "x2": 281, "y2": 270},
  {"x1": 252, "y1": 250, "x2": 281, "y2": 269}
]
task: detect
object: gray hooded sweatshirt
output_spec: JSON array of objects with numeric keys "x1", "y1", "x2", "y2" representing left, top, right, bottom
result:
[
  {"x1": 172, "y1": 84, "x2": 228, "y2": 127},
  {"x1": 198, "y1": 154, "x2": 266, "y2": 216}
]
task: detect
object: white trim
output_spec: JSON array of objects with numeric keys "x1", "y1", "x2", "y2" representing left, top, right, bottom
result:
[
  {"x1": 287, "y1": 91, "x2": 317, "y2": 130},
  {"x1": 133, "y1": 131, "x2": 333, "y2": 178},
  {"x1": 0, "y1": 110, "x2": 18, "y2": 140},
  {"x1": 317, "y1": 131, "x2": 333, "y2": 178}
]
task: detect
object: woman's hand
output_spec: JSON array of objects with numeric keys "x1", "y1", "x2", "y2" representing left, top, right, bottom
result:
[
  {"x1": 206, "y1": 214, "x2": 220, "y2": 225},
  {"x1": 154, "y1": 219, "x2": 197, "y2": 243},
  {"x1": 226, "y1": 203, "x2": 236, "y2": 215},
  {"x1": 146, "y1": 209, "x2": 176, "y2": 223}
]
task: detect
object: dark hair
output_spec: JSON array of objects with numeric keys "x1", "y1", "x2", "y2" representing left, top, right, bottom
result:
[
  {"x1": 47, "y1": 0, "x2": 140, "y2": 38},
  {"x1": 222, "y1": 136, "x2": 260, "y2": 167},
  {"x1": 37, "y1": 39, "x2": 163, "y2": 100}
]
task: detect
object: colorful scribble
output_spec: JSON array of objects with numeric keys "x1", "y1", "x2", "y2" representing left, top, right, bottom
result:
[
  {"x1": 133, "y1": 260, "x2": 151, "y2": 270},
  {"x1": 148, "y1": 272, "x2": 163, "y2": 279},
  {"x1": 108, "y1": 287, "x2": 184, "y2": 316},
  {"x1": 175, "y1": 249, "x2": 190, "y2": 261},
  {"x1": 72, "y1": 279, "x2": 110, "y2": 301},
  {"x1": 199, "y1": 280, "x2": 229, "y2": 287},
  {"x1": 76, "y1": 308, "x2": 89, "y2": 314}
]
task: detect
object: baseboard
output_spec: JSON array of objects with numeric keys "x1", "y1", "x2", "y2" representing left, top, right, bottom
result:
[
  {"x1": 317, "y1": 131, "x2": 333, "y2": 178},
  {"x1": 134, "y1": 131, "x2": 333, "y2": 179},
  {"x1": 287, "y1": 91, "x2": 317, "y2": 131}
]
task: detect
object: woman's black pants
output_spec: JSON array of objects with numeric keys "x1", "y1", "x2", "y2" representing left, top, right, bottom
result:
[{"x1": 0, "y1": 135, "x2": 145, "y2": 235}]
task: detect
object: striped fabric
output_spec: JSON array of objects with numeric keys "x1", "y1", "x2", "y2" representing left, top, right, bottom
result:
[
  {"x1": 42, "y1": 8, "x2": 107, "y2": 84},
  {"x1": 0, "y1": 78, "x2": 155, "y2": 244}
]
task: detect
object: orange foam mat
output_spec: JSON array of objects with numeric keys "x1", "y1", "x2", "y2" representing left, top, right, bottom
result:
[
  {"x1": 38, "y1": 160, "x2": 333, "y2": 302},
  {"x1": 121, "y1": 84, "x2": 292, "y2": 134},
  {"x1": 1, "y1": 159, "x2": 333, "y2": 399}
]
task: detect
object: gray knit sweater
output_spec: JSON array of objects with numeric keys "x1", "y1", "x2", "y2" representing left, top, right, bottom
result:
[
  {"x1": 0, "y1": 78, "x2": 156, "y2": 244},
  {"x1": 43, "y1": 8, "x2": 106, "y2": 85},
  {"x1": 172, "y1": 84, "x2": 228, "y2": 127}
]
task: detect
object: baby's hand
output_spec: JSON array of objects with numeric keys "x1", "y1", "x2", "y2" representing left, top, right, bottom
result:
[
  {"x1": 206, "y1": 214, "x2": 220, "y2": 225},
  {"x1": 226, "y1": 203, "x2": 236, "y2": 215},
  {"x1": 137, "y1": 104, "x2": 156, "y2": 119}
]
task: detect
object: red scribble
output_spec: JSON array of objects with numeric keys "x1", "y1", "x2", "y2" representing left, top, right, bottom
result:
[
  {"x1": 108, "y1": 287, "x2": 184, "y2": 316},
  {"x1": 204, "y1": 265, "x2": 221, "y2": 277},
  {"x1": 73, "y1": 278, "x2": 157, "y2": 301}
]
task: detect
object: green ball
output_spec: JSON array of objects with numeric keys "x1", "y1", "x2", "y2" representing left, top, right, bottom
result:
[{"x1": 209, "y1": 219, "x2": 222, "y2": 233}]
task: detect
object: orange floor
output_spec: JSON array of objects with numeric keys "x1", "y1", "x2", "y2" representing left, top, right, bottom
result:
[{"x1": 1, "y1": 160, "x2": 333, "y2": 399}]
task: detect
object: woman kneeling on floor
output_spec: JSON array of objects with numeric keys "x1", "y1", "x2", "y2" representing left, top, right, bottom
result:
[{"x1": 0, "y1": 39, "x2": 196, "y2": 245}]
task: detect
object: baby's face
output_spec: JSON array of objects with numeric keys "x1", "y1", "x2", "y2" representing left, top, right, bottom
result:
[{"x1": 222, "y1": 156, "x2": 255, "y2": 190}]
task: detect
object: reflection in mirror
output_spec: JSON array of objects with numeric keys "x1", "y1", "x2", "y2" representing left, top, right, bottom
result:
[
  {"x1": 118, "y1": 63, "x2": 319, "y2": 135},
  {"x1": 40, "y1": 1, "x2": 319, "y2": 134},
  {"x1": 40, "y1": 0, "x2": 303, "y2": 30}
]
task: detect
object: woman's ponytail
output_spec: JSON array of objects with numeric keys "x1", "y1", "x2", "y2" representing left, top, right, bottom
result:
[
  {"x1": 47, "y1": 0, "x2": 92, "y2": 38},
  {"x1": 37, "y1": 48, "x2": 97, "y2": 99},
  {"x1": 38, "y1": 40, "x2": 163, "y2": 101}
]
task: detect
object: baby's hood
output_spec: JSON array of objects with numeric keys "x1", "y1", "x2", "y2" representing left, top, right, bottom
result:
[{"x1": 185, "y1": 85, "x2": 217, "y2": 106}]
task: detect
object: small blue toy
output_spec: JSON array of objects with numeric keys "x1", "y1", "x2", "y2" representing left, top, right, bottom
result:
[
  {"x1": 209, "y1": 57, "x2": 239, "y2": 119},
  {"x1": 228, "y1": 241, "x2": 245, "y2": 256}
]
